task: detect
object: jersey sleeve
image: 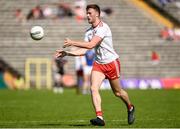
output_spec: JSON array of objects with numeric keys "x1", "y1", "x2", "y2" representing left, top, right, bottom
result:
[
  {"x1": 95, "y1": 27, "x2": 106, "y2": 39},
  {"x1": 84, "y1": 32, "x2": 89, "y2": 42}
]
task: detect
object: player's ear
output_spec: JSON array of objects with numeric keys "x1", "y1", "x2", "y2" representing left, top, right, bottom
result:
[{"x1": 96, "y1": 13, "x2": 99, "y2": 17}]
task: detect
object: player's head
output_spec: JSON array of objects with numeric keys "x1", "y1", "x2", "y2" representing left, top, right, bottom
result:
[{"x1": 86, "y1": 4, "x2": 101, "y2": 24}]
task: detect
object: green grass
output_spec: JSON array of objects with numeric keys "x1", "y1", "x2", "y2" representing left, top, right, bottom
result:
[{"x1": 0, "y1": 89, "x2": 180, "y2": 128}]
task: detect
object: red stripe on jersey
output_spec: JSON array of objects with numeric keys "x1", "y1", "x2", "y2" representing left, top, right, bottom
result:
[{"x1": 98, "y1": 21, "x2": 103, "y2": 27}]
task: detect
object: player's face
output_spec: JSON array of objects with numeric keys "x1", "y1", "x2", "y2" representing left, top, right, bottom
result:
[{"x1": 86, "y1": 8, "x2": 98, "y2": 24}]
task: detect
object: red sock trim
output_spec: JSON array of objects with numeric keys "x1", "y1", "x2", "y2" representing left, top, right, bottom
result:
[
  {"x1": 96, "y1": 111, "x2": 103, "y2": 116},
  {"x1": 128, "y1": 104, "x2": 133, "y2": 110}
]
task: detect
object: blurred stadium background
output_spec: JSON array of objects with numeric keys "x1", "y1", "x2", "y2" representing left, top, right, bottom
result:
[{"x1": 0, "y1": 0, "x2": 180, "y2": 128}]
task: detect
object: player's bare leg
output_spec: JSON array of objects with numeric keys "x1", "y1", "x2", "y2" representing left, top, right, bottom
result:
[
  {"x1": 90, "y1": 71, "x2": 105, "y2": 115},
  {"x1": 90, "y1": 71, "x2": 105, "y2": 126},
  {"x1": 109, "y1": 79, "x2": 131, "y2": 106},
  {"x1": 109, "y1": 78, "x2": 135, "y2": 125}
]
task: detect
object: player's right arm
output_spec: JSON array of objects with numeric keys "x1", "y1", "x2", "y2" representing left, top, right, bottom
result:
[{"x1": 54, "y1": 48, "x2": 88, "y2": 58}]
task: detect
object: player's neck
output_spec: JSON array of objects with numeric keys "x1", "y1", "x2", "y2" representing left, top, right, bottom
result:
[{"x1": 92, "y1": 19, "x2": 101, "y2": 28}]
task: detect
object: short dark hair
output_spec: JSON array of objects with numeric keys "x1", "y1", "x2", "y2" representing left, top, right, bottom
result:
[{"x1": 86, "y1": 4, "x2": 101, "y2": 16}]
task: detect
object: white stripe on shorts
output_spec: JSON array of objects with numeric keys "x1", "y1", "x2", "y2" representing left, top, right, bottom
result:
[{"x1": 114, "y1": 59, "x2": 120, "y2": 78}]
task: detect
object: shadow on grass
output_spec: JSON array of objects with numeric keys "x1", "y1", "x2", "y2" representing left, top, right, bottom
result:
[
  {"x1": 38, "y1": 123, "x2": 92, "y2": 127},
  {"x1": 68, "y1": 123, "x2": 92, "y2": 127},
  {"x1": 39, "y1": 123, "x2": 63, "y2": 126}
]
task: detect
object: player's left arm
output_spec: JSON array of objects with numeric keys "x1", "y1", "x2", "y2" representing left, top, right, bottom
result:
[
  {"x1": 54, "y1": 48, "x2": 88, "y2": 59},
  {"x1": 63, "y1": 36, "x2": 102, "y2": 49}
]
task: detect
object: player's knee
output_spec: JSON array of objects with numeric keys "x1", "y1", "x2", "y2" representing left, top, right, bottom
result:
[{"x1": 114, "y1": 91, "x2": 122, "y2": 97}]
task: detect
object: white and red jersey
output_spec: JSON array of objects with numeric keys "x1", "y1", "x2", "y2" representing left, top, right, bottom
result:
[{"x1": 84, "y1": 21, "x2": 119, "y2": 64}]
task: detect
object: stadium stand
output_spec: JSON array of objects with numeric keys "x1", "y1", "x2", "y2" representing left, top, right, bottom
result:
[
  {"x1": 150, "y1": 0, "x2": 180, "y2": 25},
  {"x1": 143, "y1": 0, "x2": 180, "y2": 27},
  {"x1": 0, "y1": 0, "x2": 180, "y2": 88}
]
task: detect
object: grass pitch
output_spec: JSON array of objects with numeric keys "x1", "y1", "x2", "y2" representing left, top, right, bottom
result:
[{"x1": 0, "y1": 88, "x2": 179, "y2": 128}]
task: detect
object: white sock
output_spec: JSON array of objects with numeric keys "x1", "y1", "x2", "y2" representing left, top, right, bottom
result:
[{"x1": 97, "y1": 116, "x2": 103, "y2": 120}]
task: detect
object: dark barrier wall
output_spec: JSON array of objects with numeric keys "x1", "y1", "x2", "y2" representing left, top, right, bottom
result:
[{"x1": 0, "y1": 73, "x2": 7, "y2": 88}]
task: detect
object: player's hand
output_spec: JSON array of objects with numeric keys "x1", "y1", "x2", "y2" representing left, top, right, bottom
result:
[
  {"x1": 63, "y1": 38, "x2": 72, "y2": 48},
  {"x1": 54, "y1": 49, "x2": 67, "y2": 59}
]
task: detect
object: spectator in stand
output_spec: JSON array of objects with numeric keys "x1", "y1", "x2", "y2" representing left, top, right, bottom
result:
[
  {"x1": 42, "y1": 5, "x2": 54, "y2": 19},
  {"x1": 160, "y1": 26, "x2": 180, "y2": 41},
  {"x1": 158, "y1": 0, "x2": 174, "y2": 7},
  {"x1": 57, "y1": 3, "x2": 73, "y2": 18},
  {"x1": 151, "y1": 51, "x2": 160, "y2": 65},
  {"x1": 160, "y1": 26, "x2": 174, "y2": 40},
  {"x1": 73, "y1": 0, "x2": 87, "y2": 22},
  {"x1": 160, "y1": 26, "x2": 171, "y2": 40},
  {"x1": 173, "y1": 27, "x2": 180, "y2": 41},
  {"x1": 101, "y1": 7, "x2": 113, "y2": 18},
  {"x1": 62, "y1": 3, "x2": 74, "y2": 17},
  {"x1": 15, "y1": 9, "x2": 26, "y2": 23},
  {"x1": 27, "y1": 5, "x2": 44, "y2": 20}
]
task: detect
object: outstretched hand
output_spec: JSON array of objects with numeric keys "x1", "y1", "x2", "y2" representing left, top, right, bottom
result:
[
  {"x1": 63, "y1": 38, "x2": 72, "y2": 48},
  {"x1": 54, "y1": 49, "x2": 67, "y2": 59}
]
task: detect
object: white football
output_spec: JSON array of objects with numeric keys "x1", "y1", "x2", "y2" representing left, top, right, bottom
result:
[{"x1": 30, "y1": 26, "x2": 44, "y2": 40}]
